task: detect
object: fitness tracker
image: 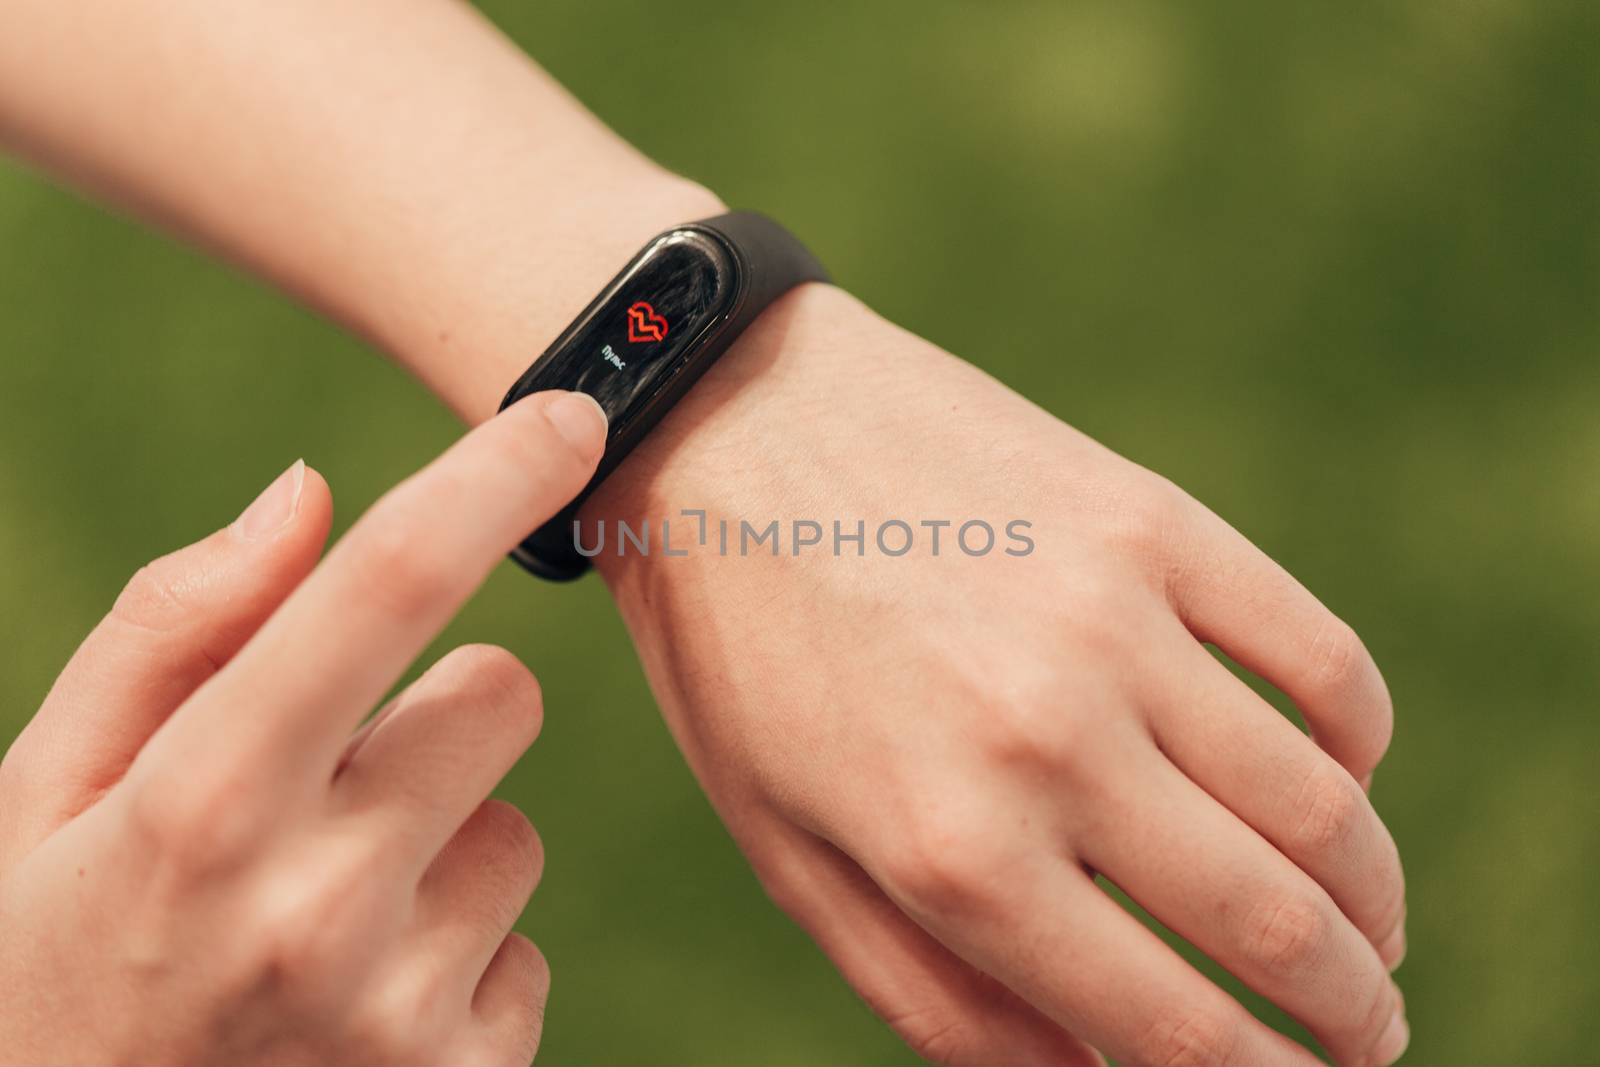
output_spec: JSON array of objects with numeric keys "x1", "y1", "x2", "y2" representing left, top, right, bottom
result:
[{"x1": 499, "y1": 211, "x2": 829, "y2": 580}]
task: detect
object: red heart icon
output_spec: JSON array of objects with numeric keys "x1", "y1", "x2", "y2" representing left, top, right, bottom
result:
[{"x1": 626, "y1": 301, "x2": 669, "y2": 344}]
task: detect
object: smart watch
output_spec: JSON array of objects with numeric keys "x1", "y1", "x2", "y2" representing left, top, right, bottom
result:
[{"x1": 498, "y1": 212, "x2": 829, "y2": 580}]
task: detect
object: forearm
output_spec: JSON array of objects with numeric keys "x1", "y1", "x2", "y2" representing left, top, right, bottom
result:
[
  {"x1": 0, "y1": 0, "x2": 724, "y2": 423},
  {"x1": 0, "y1": 8, "x2": 1412, "y2": 1063},
  {"x1": 0, "y1": 0, "x2": 926, "y2": 686}
]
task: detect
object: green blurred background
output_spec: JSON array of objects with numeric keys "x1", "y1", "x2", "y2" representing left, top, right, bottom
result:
[{"x1": 1, "y1": 1, "x2": 1595, "y2": 1063}]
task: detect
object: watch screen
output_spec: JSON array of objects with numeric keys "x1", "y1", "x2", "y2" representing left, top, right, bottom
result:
[{"x1": 513, "y1": 229, "x2": 739, "y2": 436}]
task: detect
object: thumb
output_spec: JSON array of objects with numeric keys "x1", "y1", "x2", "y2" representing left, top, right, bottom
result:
[{"x1": 0, "y1": 459, "x2": 333, "y2": 859}]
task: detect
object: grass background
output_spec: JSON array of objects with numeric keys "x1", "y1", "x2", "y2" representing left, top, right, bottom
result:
[{"x1": 1, "y1": 1, "x2": 1595, "y2": 1062}]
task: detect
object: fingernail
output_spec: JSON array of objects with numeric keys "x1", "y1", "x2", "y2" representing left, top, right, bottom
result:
[
  {"x1": 1372, "y1": 1002, "x2": 1410, "y2": 1064},
  {"x1": 235, "y1": 459, "x2": 305, "y2": 541},
  {"x1": 543, "y1": 392, "x2": 608, "y2": 458}
]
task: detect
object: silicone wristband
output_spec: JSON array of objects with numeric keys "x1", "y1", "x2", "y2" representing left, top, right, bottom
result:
[{"x1": 499, "y1": 211, "x2": 829, "y2": 580}]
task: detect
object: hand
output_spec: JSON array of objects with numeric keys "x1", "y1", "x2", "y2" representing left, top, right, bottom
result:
[
  {"x1": 594, "y1": 287, "x2": 1409, "y2": 1067},
  {"x1": 0, "y1": 392, "x2": 607, "y2": 1067}
]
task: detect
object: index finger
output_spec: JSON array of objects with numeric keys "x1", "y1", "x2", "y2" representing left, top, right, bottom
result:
[{"x1": 143, "y1": 390, "x2": 606, "y2": 783}]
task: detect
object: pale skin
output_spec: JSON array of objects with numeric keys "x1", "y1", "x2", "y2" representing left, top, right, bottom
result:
[
  {"x1": 0, "y1": 2, "x2": 1408, "y2": 1065},
  {"x1": 0, "y1": 391, "x2": 609, "y2": 1065}
]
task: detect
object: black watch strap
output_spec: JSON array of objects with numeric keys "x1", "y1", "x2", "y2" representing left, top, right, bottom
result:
[
  {"x1": 694, "y1": 211, "x2": 830, "y2": 335},
  {"x1": 499, "y1": 211, "x2": 829, "y2": 581}
]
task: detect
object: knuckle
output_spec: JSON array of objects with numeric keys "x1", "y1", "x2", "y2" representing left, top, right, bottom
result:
[
  {"x1": 248, "y1": 846, "x2": 391, "y2": 985},
  {"x1": 1140, "y1": 1007, "x2": 1238, "y2": 1067},
  {"x1": 112, "y1": 555, "x2": 196, "y2": 634},
  {"x1": 1108, "y1": 478, "x2": 1193, "y2": 566},
  {"x1": 441, "y1": 645, "x2": 544, "y2": 737},
  {"x1": 888, "y1": 1006, "x2": 973, "y2": 1065},
  {"x1": 1308, "y1": 618, "x2": 1364, "y2": 696},
  {"x1": 449, "y1": 643, "x2": 537, "y2": 695},
  {"x1": 1290, "y1": 763, "x2": 1364, "y2": 855},
  {"x1": 1309, "y1": 617, "x2": 1394, "y2": 766},
  {"x1": 122, "y1": 766, "x2": 261, "y2": 875},
  {"x1": 1372, "y1": 877, "x2": 1407, "y2": 947},
  {"x1": 355, "y1": 965, "x2": 452, "y2": 1059},
  {"x1": 947, "y1": 648, "x2": 1106, "y2": 780},
  {"x1": 1351, "y1": 977, "x2": 1400, "y2": 1053},
  {"x1": 346, "y1": 1000, "x2": 428, "y2": 1064},
  {"x1": 346, "y1": 503, "x2": 456, "y2": 618},
  {"x1": 1240, "y1": 893, "x2": 1330, "y2": 977},
  {"x1": 473, "y1": 799, "x2": 545, "y2": 892},
  {"x1": 879, "y1": 806, "x2": 1007, "y2": 920},
  {"x1": 433, "y1": 802, "x2": 542, "y2": 946},
  {"x1": 480, "y1": 798, "x2": 541, "y2": 855},
  {"x1": 502, "y1": 932, "x2": 552, "y2": 990},
  {"x1": 250, "y1": 896, "x2": 344, "y2": 987},
  {"x1": 975, "y1": 683, "x2": 1084, "y2": 773}
]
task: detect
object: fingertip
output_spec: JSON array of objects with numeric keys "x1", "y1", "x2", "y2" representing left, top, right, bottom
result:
[
  {"x1": 232, "y1": 459, "x2": 305, "y2": 541},
  {"x1": 228, "y1": 459, "x2": 332, "y2": 560},
  {"x1": 294, "y1": 462, "x2": 335, "y2": 544},
  {"x1": 505, "y1": 390, "x2": 608, "y2": 464}
]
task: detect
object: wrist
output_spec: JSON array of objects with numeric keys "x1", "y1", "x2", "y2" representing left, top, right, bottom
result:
[
  {"x1": 393, "y1": 180, "x2": 916, "y2": 601},
  {"x1": 584, "y1": 283, "x2": 925, "y2": 598},
  {"x1": 384, "y1": 171, "x2": 727, "y2": 425}
]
